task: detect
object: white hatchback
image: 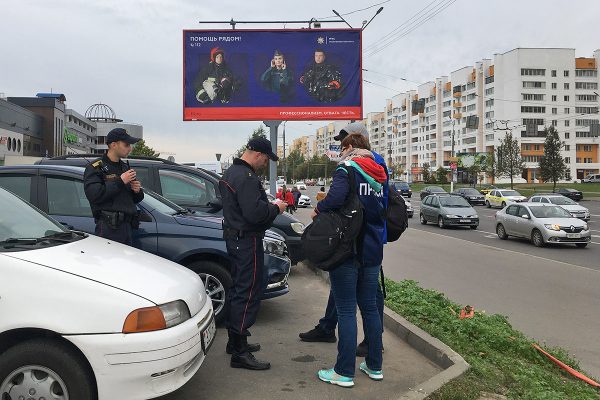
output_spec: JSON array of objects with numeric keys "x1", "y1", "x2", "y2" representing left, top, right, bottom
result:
[{"x1": 0, "y1": 187, "x2": 215, "y2": 400}]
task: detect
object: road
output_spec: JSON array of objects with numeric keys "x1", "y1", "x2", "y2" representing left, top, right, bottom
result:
[{"x1": 294, "y1": 185, "x2": 600, "y2": 378}]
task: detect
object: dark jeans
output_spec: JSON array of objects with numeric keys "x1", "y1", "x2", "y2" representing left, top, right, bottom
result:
[
  {"x1": 319, "y1": 272, "x2": 384, "y2": 338},
  {"x1": 329, "y1": 260, "x2": 383, "y2": 377},
  {"x1": 94, "y1": 219, "x2": 133, "y2": 245}
]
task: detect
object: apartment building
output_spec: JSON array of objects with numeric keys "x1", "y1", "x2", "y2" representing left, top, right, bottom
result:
[
  {"x1": 290, "y1": 135, "x2": 317, "y2": 159},
  {"x1": 371, "y1": 48, "x2": 600, "y2": 183}
]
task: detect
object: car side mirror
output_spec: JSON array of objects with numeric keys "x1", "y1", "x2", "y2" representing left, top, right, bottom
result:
[
  {"x1": 208, "y1": 197, "x2": 223, "y2": 211},
  {"x1": 521, "y1": 214, "x2": 530, "y2": 219},
  {"x1": 137, "y1": 209, "x2": 153, "y2": 222}
]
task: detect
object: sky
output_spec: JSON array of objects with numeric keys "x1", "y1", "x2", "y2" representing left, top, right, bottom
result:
[{"x1": 2, "y1": 0, "x2": 599, "y2": 162}]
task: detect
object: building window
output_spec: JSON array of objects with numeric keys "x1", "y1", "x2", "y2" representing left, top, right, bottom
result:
[
  {"x1": 564, "y1": 108, "x2": 570, "y2": 114},
  {"x1": 575, "y1": 106, "x2": 599, "y2": 114},
  {"x1": 521, "y1": 68, "x2": 546, "y2": 76},
  {"x1": 565, "y1": 132, "x2": 570, "y2": 138},
  {"x1": 576, "y1": 94, "x2": 598, "y2": 102},
  {"x1": 565, "y1": 120, "x2": 570, "y2": 127},
  {"x1": 552, "y1": 95, "x2": 557, "y2": 102},
  {"x1": 551, "y1": 70, "x2": 557, "y2": 77},
  {"x1": 534, "y1": 144, "x2": 541, "y2": 151},
  {"x1": 552, "y1": 120, "x2": 558, "y2": 126},
  {"x1": 552, "y1": 108, "x2": 558, "y2": 115},
  {"x1": 564, "y1": 145, "x2": 570, "y2": 151},
  {"x1": 575, "y1": 82, "x2": 598, "y2": 89},
  {"x1": 523, "y1": 81, "x2": 546, "y2": 88},
  {"x1": 521, "y1": 106, "x2": 546, "y2": 113},
  {"x1": 564, "y1": 95, "x2": 570, "y2": 101},
  {"x1": 485, "y1": 87, "x2": 494, "y2": 95},
  {"x1": 564, "y1": 83, "x2": 570, "y2": 90},
  {"x1": 565, "y1": 157, "x2": 570, "y2": 163},
  {"x1": 522, "y1": 93, "x2": 544, "y2": 101},
  {"x1": 485, "y1": 99, "x2": 494, "y2": 107},
  {"x1": 564, "y1": 70, "x2": 570, "y2": 77},
  {"x1": 551, "y1": 83, "x2": 557, "y2": 90},
  {"x1": 575, "y1": 69, "x2": 598, "y2": 77}
]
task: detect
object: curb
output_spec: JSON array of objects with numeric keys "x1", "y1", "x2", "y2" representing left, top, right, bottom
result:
[{"x1": 304, "y1": 262, "x2": 470, "y2": 399}]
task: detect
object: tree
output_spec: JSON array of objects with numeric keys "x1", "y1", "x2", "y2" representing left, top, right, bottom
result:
[
  {"x1": 130, "y1": 139, "x2": 160, "y2": 157},
  {"x1": 435, "y1": 166, "x2": 448, "y2": 184},
  {"x1": 539, "y1": 126, "x2": 567, "y2": 191},
  {"x1": 235, "y1": 125, "x2": 267, "y2": 158},
  {"x1": 485, "y1": 151, "x2": 497, "y2": 184},
  {"x1": 421, "y1": 163, "x2": 433, "y2": 183},
  {"x1": 497, "y1": 132, "x2": 525, "y2": 189}
]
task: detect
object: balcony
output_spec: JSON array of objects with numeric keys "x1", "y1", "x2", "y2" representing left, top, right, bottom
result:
[
  {"x1": 453, "y1": 112, "x2": 463, "y2": 119},
  {"x1": 453, "y1": 102, "x2": 462, "y2": 108},
  {"x1": 453, "y1": 91, "x2": 462, "y2": 98}
]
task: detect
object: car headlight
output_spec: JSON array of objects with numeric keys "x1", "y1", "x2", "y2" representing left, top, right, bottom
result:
[
  {"x1": 468, "y1": 215, "x2": 478, "y2": 218},
  {"x1": 544, "y1": 224, "x2": 561, "y2": 231},
  {"x1": 123, "y1": 300, "x2": 191, "y2": 333},
  {"x1": 583, "y1": 223, "x2": 589, "y2": 231},
  {"x1": 290, "y1": 222, "x2": 305, "y2": 234},
  {"x1": 263, "y1": 237, "x2": 286, "y2": 256},
  {"x1": 445, "y1": 214, "x2": 459, "y2": 218}
]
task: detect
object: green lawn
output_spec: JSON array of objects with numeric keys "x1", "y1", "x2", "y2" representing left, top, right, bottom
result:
[
  {"x1": 384, "y1": 279, "x2": 600, "y2": 400},
  {"x1": 407, "y1": 183, "x2": 600, "y2": 198}
]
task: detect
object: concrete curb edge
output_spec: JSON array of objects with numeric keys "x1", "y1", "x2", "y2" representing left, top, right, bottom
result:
[{"x1": 303, "y1": 262, "x2": 470, "y2": 399}]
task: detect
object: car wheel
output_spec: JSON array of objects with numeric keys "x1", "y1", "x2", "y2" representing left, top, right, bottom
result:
[
  {"x1": 438, "y1": 216, "x2": 445, "y2": 229},
  {"x1": 532, "y1": 229, "x2": 545, "y2": 247},
  {"x1": 496, "y1": 224, "x2": 508, "y2": 240},
  {"x1": 420, "y1": 214, "x2": 427, "y2": 225},
  {"x1": 501, "y1": 201, "x2": 506, "y2": 208},
  {"x1": 486, "y1": 200, "x2": 491, "y2": 208},
  {"x1": 187, "y1": 261, "x2": 232, "y2": 324},
  {"x1": 0, "y1": 339, "x2": 96, "y2": 400},
  {"x1": 576, "y1": 243, "x2": 588, "y2": 248}
]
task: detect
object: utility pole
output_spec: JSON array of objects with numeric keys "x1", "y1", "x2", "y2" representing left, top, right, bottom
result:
[{"x1": 450, "y1": 117, "x2": 456, "y2": 193}]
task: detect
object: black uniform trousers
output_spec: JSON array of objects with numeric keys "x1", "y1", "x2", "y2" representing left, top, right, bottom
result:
[
  {"x1": 225, "y1": 235, "x2": 266, "y2": 336},
  {"x1": 95, "y1": 219, "x2": 133, "y2": 246}
]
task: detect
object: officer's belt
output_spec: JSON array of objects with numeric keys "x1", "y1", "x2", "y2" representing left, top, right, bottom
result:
[
  {"x1": 223, "y1": 226, "x2": 263, "y2": 239},
  {"x1": 98, "y1": 210, "x2": 133, "y2": 224}
]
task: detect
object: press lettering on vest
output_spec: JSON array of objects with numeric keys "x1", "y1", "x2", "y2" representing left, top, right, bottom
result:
[{"x1": 359, "y1": 183, "x2": 383, "y2": 197}]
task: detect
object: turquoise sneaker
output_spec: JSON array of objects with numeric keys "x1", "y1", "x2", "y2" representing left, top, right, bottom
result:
[
  {"x1": 317, "y1": 368, "x2": 355, "y2": 388},
  {"x1": 360, "y1": 361, "x2": 383, "y2": 381}
]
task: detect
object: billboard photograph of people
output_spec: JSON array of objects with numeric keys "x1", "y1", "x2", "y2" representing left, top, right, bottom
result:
[{"x1": 183, "y1": 29, "x2": 362, "y2": 121}]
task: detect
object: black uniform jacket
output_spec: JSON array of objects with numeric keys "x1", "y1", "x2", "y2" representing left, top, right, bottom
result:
[
  {"x1": 219, "y1": 158, "x2": 279, "y2": 234},
  {"x1": 83, "y1": 154, "x2": 144, "y2": 218}
]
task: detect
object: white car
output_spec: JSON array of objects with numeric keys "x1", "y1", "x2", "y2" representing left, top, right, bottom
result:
[
  {"x1": 529, "y1": 194, "x2": 590, "y2": 221},
  {"x1": 297, "y1": 194, "x2": 312, "y2": 208},
  {"x1": 295, "y1": 181, "x2": 307, "y2": 190},
  {"x1": 0, "y1": 187, "x2": 215, "y2": 400}
]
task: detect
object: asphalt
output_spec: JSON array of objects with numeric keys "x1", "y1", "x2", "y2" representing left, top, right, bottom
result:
[{"x1": 160, "y1": 263, "x2": 441, "y2": 400}]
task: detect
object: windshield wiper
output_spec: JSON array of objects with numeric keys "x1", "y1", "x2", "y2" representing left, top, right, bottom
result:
[
  {"x1": 39, "y1": 231, "x2": 82, "y2": 243},
  {"x1": 0, "y1": 238, "x2": 39, "y2": 246},
  {"x1": 172, "y1": 209, "x2": 191, "y2": 216}
]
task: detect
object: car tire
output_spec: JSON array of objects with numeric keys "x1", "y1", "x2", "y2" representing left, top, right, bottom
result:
[
  {"x1": 496, "y1": 224, "x2": 508, "y2": 240},
  {"x1": 420, "y1": 214, "x2": 427, "y2": 225},
  {"x1": 187, "y1": 260, "x2": 232, "y2": 324},
  {"x1": 438, "y1": 216, "x2": 445, "y2": 229},
  {"x1": 0, "y1": 339, "x2": 96, "y2": 400},
  {"x1": 576, "y1": 243, "x2": 588, "y2": 248},
  {"x1": 486, "y1": 200, "x2": 491, "y2": 208},
  {"x1": 532, "y1": 229, "x2": 545, "y2": 247},
  {"x1": 501, "y1": 201, "x2": 506, "y2": 208}
]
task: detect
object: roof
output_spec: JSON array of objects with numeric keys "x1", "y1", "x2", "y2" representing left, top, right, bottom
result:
[
  {"x1": 36, "y1": 93, "x2": 67, "y2": 102},
  {"x1": 0, "y1": 165, "x2": 84, "y2": 174}
]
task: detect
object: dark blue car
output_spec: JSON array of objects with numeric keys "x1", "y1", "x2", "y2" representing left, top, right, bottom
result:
[{"x1": 0, "y1": 165, "x2": 290, "y2": 323}]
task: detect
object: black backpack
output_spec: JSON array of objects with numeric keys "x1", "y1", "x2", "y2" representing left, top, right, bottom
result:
[
  {"x1": 301, "y1": 166, "x2": 364, "y2": 271},
  {"x1": 386, "y1": 186, "x2": 409, "y2": 242}
]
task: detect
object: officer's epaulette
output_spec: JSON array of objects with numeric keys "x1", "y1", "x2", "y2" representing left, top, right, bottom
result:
[{"x1": 91, "y1": 159, "x2": 103, "y2": 169}]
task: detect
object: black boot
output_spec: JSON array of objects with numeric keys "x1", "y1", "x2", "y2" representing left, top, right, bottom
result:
[
  {"x1": 299, "y1": 325, "x2": 337, "y2": 343},
  {"x1": 226, "y1": 331, "x2": 261, "y2": 354},
  {"x1": 230, "y1": 334, "x2": 270, "y2": 370},
  {"x1": 356, "y1": 339, "x2": 385, "y2": 357}
]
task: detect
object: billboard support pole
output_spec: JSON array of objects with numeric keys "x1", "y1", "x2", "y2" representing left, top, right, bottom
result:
[{"x1": 264, "y1": 120, "x2": 281, "y2": 196}]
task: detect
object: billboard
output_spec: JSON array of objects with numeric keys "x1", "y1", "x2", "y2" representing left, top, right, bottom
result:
[
  {"x1": 457, "y1": 152, "x2": 488, "y2": 169},
  {"x1": 183, "y1": 29, "x2": 362, "y2": 121}
]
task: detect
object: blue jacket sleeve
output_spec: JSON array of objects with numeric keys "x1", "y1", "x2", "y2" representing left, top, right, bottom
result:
[{"x1": 316, "y1": 168, "x2": 349, "y2": 213}]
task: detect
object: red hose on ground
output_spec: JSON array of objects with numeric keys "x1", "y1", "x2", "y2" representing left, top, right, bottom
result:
[{"x1": 532, "y1": 343, "x2": 600, "y2": 388}]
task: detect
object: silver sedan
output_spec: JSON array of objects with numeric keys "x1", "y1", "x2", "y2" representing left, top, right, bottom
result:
[{"x1": 494, "y1": 203, "x2": 591, "y2": 248}]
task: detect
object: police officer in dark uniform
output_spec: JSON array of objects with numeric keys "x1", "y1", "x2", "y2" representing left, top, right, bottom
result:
[
  {"x1": 219, "y1": 137, "x2": 287, "y2": 370},
  {"x1": 84, "y1": 128, "x2": 144, "y2": 245}
]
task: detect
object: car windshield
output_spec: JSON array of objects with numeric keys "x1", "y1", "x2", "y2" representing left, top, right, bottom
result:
[
  {"x1": 394, "y1": 182, "x2": 409, "y2": 189},
  {"x1": 529, "y1": 205, "x2": 573, "y2": 218},
  {"x1": 143, "y1": 190, "x2": 187, "y2": 215},
  {"x1": 561, "y1": 188, "x2": 576, "y2": 193},
  {"x1": 500, "y1": 190, "x2": 520, "y2": 197},
  {"x1": 0, "y1": 187, "x2": 69, "y2": 243},
  {"x1": 462, "y1": 189, "x2": 480, "y2": 195},
  {"x1": 429, "y1": 187, "x2": 445, "y2": 193},
  {"x1": 440, "y1": 196, "x2": 471, "y2": 207},
  {"x1": 549, "y1": 197, "x2": 576, "y2": 205}
]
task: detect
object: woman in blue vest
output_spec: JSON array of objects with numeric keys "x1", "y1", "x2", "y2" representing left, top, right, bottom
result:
[{"x1": 311, "y1": 133, "x2": 387, "y2": 387}]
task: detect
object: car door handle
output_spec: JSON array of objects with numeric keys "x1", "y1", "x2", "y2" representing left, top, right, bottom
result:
[{"x1": 60, "y1": 222, "x2": 74, "y2": 230}]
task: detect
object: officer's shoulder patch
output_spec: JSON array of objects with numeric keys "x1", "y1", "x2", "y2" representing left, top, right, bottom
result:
[{"x1": 91, "y1": 159, "x2": 103, "y2": 169}]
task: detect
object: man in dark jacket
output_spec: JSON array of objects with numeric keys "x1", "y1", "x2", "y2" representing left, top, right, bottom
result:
[
  {"x1": 299, "y1": 49, "x2": 343, "y2": 103},
  {"x1": 83, "y1": 128, "x2": 144, "y2": 245},
  {"x1": 219, "y1": 137, "x2": 287, "y2": 371},
  {"x1": 194, "y1": 47, "x2": 236, "y2": 104},
  {"x1": 260, "y1": 50, "x2": 294, "y2": 103}
]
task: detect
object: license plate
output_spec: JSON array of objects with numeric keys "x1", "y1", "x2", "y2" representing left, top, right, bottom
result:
[
  {"x1": 566, "y1": 233, "x2": 581, "y2": 239},
  {"x1": 459, "y1": 219, "x2": 471, "y2": 223},
  {"x1": 201, "y1": 316, "x2": 217, "y2": 354}
]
